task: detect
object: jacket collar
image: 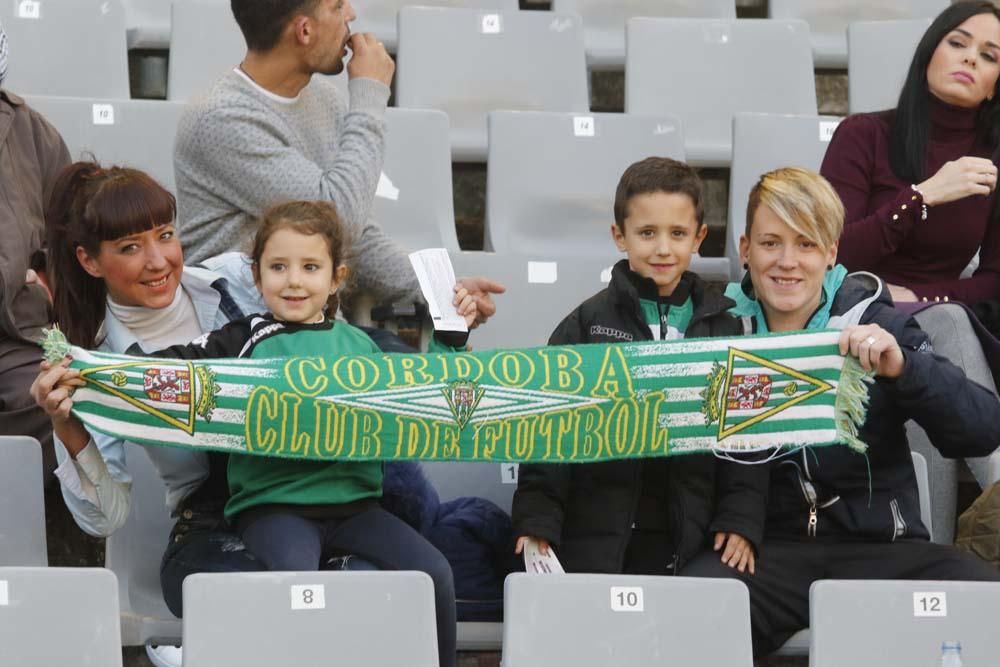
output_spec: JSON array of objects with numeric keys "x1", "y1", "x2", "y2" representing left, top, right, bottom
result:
[
  {"x1": 98, "y1": 266, "x2": 226, "y2": 354},
  {"x1": 607, "y1": 259, "x2": 734, "y2": 328}
]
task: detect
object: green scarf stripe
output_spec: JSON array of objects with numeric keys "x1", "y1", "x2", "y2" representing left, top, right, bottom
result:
[{"x1": 43, "y1": 327, "x2": 871, "y2": 463}]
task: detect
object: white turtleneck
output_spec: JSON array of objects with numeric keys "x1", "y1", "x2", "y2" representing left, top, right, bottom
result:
[
  {"x1": 107, "y1": 285, "x2": 203, "y2": 351},
  {"x1": 57, "y1": 286, "x2": 208, "y2": 524}
]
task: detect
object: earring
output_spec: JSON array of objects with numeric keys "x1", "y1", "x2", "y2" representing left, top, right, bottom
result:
[
  {"x1": 742, "y1": 263, "x2": 749, "y2": 271},
  {"x1": 827, "y1": 264, "x2": 833, "y2": 270}
]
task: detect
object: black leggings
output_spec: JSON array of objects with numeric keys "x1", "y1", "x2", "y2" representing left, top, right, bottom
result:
[
  {"x1": 241, "y1": 506, "x2": 456, "y2": 667},
  {"x1": 681, "y1": 538, "x2": 1000, "y2": 657}
]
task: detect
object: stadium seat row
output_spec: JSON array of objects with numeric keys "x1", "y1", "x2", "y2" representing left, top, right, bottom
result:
[
  {"x1": 61, "y1": 0, "x2": 949, "y2": 69},
  {"x1": 0, "y1": 435, "x2": 943, "y2": 659},
  {"x1": 5, "y1": 2, "x2": 931, "y2": 161},
  {"x1": 4, "y1": 565, "x2": 999, "y2": 666}
]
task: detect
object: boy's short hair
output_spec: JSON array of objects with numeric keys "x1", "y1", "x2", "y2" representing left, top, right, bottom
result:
[
  {"x1": 745, "y1": 167, "x2": 844, "y2": 252},
  {"x1": 231, "y1": 0, "x2": 321, "y2": 52},
  {"x1": 613, "y1": 157, "x2": 705, "y2": 230}
]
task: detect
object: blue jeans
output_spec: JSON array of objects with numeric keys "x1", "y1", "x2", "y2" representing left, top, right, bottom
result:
[
  {"x1": 241, "y1": 506, "x2": 457, "y2": 667},
  {"x1": 159, "y1": 510, "x2": 265, "y2": 617}
]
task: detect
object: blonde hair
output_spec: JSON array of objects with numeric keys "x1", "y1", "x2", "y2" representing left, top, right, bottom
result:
[{"x1": 745, "y1": 167, "x2": 844, "y2": 251}]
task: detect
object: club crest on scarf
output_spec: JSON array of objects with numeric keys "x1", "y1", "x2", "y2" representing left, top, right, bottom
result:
[{"x1": 700, "y1": 347, "x2": 833, "y2": 445}]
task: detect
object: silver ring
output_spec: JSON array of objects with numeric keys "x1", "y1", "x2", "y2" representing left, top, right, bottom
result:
[{"x1": 865, "y1": 336, "x2": 877, "y2": 346}]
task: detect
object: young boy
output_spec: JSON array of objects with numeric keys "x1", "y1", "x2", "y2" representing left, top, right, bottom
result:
[{"x1": 511, "y1": 157, "x2": 765, "y2": 576}]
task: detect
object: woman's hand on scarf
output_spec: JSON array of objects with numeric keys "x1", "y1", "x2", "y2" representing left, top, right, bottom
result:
[{"x1": 839, "y1": 324, "x2": 905, "y2": 379}]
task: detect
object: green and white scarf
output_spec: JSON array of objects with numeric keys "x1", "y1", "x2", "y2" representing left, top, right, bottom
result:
[{"x1": 43, "y1": 328, "x2": 870, "y2": 464}]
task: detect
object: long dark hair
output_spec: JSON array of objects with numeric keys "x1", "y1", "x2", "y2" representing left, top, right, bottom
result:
[
  {"x1": 890, "y1": 1, "x2": 1000, "y2": 183},
  {"x1": 45, "y1": 161, "x2": 177, "y2": 347}
]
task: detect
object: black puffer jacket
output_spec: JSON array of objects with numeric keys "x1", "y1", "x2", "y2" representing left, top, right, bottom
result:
[
  {"x1": 512, "y1": 261, "x2": 768, "y2": 573},
  {"x1": 758, "y1": 273, "x2": 1000, "y2": 541}
]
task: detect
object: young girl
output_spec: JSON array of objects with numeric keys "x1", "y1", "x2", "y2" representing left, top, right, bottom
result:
[{"x1": 150, "y1": 200, "x2": 474, "y2": 667}]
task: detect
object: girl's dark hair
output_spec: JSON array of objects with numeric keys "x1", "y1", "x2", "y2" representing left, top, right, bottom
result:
[
  {"x1": 250, "y1": 200, "x2": 350, "y2": 315},
  {"x1": 890, "y1": 1, "x2": 1000, "y2": 183},
  {"x1": 45, "y1": 161, "x2": 177, "y2": 347}
]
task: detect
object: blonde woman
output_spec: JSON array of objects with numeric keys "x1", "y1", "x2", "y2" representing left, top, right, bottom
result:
[{"x1": 680, "y1": 167, "x2": 1000, "y2": 658}]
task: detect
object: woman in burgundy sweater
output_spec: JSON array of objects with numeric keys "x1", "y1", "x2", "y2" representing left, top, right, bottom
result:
[{"x1": 821, "y1": 1, "x2": 1000, "y2": 305}]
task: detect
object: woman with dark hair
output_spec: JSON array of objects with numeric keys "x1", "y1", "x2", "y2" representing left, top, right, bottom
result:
[
  {"x1": 821, "y1": 1, "x2": 1000, "y2": 499},
  {"x1": 31, "y1": 162, "x2": 267, "y2": 631},
  {"x1": 822, "y1": 0, "x2": 1000, "y2": 304}
]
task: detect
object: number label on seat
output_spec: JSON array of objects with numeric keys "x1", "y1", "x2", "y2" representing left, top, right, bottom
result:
[
  {"x1": 291, "y1": 584, "x2": 326, "y2": 610},
  {"x1": 481, "y1": 14, "x2": 502, "y2": 35},
  {"x1": 17, "y1": 0, "x2": 41, "y2": 20},
  {"x1": 913, "y1": 591, "x2": 947, "y2": 617},
  {"x1": 610, "y1": 586, "x2": 644, "y2": 612},
  {"x1": 502, "y1": 463, "x2": 519, "y2": 484},
  {"x1": 573, "y1": 116, "x2": 595, "y2": 137},
  {"x1": 92, "y1": 104, "x2": 115, "y2": 126},
  {"x1": 819, "y1": 120, "x2": 840, "y2": 142}
]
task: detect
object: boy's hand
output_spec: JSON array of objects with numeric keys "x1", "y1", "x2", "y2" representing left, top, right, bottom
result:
[
  {"x1": 714, "y1": 532, "x2": 755, "y2": 574},
  {"x1": 514, "y1": 535, "x2": 550, "y2": 556}
]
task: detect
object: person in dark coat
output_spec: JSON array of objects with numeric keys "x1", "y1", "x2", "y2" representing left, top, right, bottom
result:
[
  {"x1": 512, "y1": 157, "x2": 767, "y2": 577},
  {"x1": 681, "y1": 166, "x2": 1000, "y2": 658}
]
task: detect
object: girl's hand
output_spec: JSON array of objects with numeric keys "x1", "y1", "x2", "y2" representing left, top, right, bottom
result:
[
  {"x1": 453, "y1": 285, "x2": 478, "y2": 328},
  {"x1": 514, "y1": 535, "x2": 551, "y2": 556},
  {"x1": 30, "y1": 358, "x2": 90, "y2": 456},
  {"x1": 714, "y1": 532, "x2": 755, "y2": 574},
  {"x1": 839, "y1": 324, "x2": 905, "y2": 379},
  {"x1": 917, "y1": 156, "x2": 997, "y2": 206}
]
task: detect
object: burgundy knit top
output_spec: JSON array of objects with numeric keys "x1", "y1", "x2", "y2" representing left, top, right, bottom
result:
[{"x1": 820, "y1": 96, "x2": 999, "y2": 304}]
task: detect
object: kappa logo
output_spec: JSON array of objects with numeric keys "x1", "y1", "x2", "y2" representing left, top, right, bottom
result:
[{"x1": 589, "y1": 325, "x2": 633, "y2": 341}]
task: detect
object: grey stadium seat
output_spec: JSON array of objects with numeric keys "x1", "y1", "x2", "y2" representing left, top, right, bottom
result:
[
  {"x1": 0, "y1": 437, "x2": 47, "y2": 566},
  {"x1": 182, "y1": 571, "x2": 438, "y2": 667},
  {"x1": 485, "y1": 110, "x2": 730, "y2": 280},
  {"x1": 551, "y1": 0, "x2": 736, "y2": 69},
  {"x1": 625, "y1": 19, "x2": 816, "y2": 168},
  {"x1": 105, "y1": 443, "x2": 182, "y2": 647},
  {"x1": 167, "y1": 0, "x2": 246, "y2": 102},
  {"x1": 167, "y1": 0, "x2": 348, "y2": 102},
  {"x1": 379, "y1": 108, "x2": 460, "y2": 251},
  {"x1": 0, "y1": 0, "x2": 130, "y2": 98},
  {"x1": 810, "y1": 579, "x2": 1000, "y2": 666},
  {"x1": 396, "y1": 6, "x2": 589, "y2": 161},
  {"x1": 354, "y1": 0, "x2": 517, "y2": 52},
  {"x1": 769, "y1": 0, "x2": 947, "y2": 69},
  {"x1": 24, "y1": 95, "x2": 185, "y2": 194},
  {"x1": 0, "y1": 567, "x2": 123, "y2": 666},
  {"x1": 452, "y1": 251, "x2": 612, "y2": 351},
  {"x1": 503, "y1": 573, "x2": 753, "y2": 667},
  {"x1": 123, "y1": 0, "x2": 173, "y2": 49},
  {"x1": 848, "y1": 19, "x2": 931, "y2": 113},
  {"x1": 726, "y1": 112, "x2": 842, "y2": 281}
]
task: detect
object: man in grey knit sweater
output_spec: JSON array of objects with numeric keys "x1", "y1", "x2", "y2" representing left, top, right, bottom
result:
[{"x1": 174, "y1": 0, "x2": 502, "y2": 318}]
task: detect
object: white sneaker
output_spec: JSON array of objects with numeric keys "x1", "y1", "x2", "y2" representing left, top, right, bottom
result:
[{"x1": 146, "y1": 642, "x2": 183, "y2": 667}]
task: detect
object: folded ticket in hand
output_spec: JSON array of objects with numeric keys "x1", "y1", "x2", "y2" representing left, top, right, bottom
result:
[
  {"x1": 523, "y1": 538, "x2": 565, "y2": 575},
  {"x1": 408, "y1": 248, "x2": 468, "y2": 333}
]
